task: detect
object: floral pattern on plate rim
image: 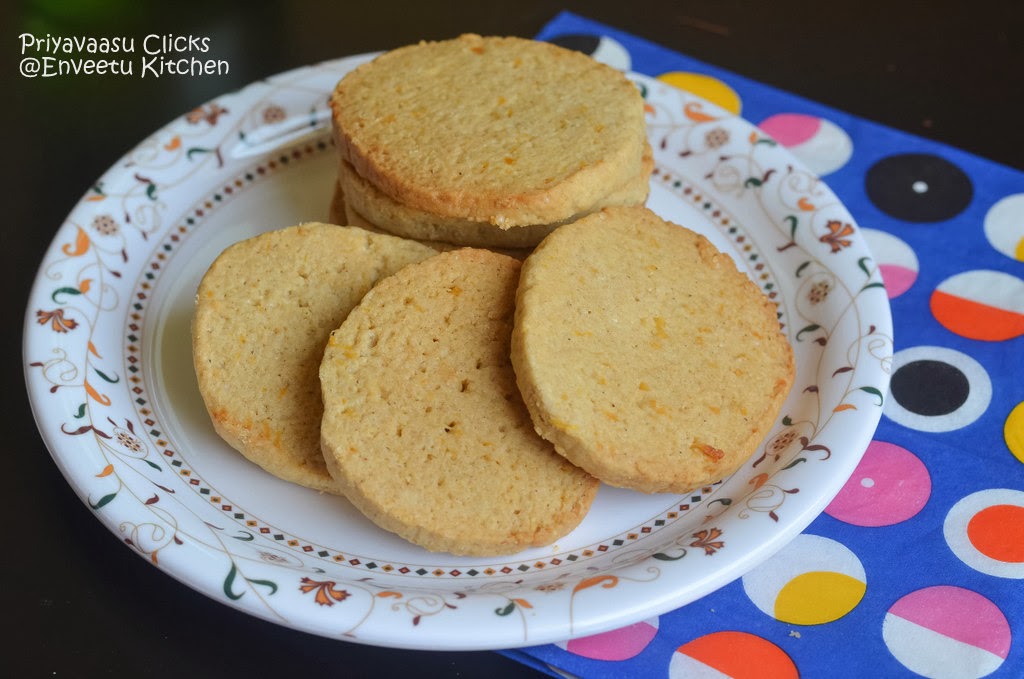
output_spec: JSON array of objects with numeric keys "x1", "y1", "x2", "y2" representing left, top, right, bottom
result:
[{"x1": 23, "y1": 61, "x2": 892, "y2": 649}]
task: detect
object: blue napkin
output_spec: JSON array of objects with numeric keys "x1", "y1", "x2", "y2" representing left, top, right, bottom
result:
[{"x1": 502, "y1": 11, "x2": 1024, "y2": 678}]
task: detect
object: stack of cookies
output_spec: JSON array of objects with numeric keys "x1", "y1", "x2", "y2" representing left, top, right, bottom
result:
[
  {"x1": 192, "y1": 35, "x2": 795, "y2": 558},
  {"x1": 327, "y1": 33, "x2": 653, "y2": 252}
]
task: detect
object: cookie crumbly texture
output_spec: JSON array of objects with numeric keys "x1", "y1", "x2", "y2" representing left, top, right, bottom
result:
[
  {"x1": 336, "y1": 159, "x2": 559, "y2": 248},
  {"x1": 319, "y1": 248, "x2": 598, "y2": 555},
  {"x1": 329, "y1": 180, "x2": 532, "y2": 260},
  {"x1": 335, "y1": 143, "x2": 653, "y2": 248},
  {"x1": 511, "y1": 206, "x2": 795, "y2": 494},
  {"x1": 330, "y1": 33, "x2": 648, "y2": 227},
  {"x1": 328, "y1": 179, "x2": 380, "y2": 233},
  {"x1": 329, "y1": 181, "x2": 446, "y2": 245},
  {"x1": 192, "y1": 223, "x2": 436, "y2": 493}
]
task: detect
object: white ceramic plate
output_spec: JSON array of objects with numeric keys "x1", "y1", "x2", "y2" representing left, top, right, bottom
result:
[{"x1": 24, "y1": 54, "x2": 892, "y2": 651}]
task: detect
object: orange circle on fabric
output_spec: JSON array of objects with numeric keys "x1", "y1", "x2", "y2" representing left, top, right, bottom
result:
[
  {"x1": 930, "y1": 291, "x2": 1024, "y2": 341},
  {"x1": 967, "y1": 504, "x2": 1024, "y2": 563},
  {"x1": 930, "y1": 271, "x2": 1024, "y2": 341},
  {"x1": 676, "y1": 630, "x2": 798, "y2": 679}
]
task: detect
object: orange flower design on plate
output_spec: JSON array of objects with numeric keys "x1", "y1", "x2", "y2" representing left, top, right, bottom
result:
[
  {"x1": 36, "y1": 308, "x2": 78, "y2": 333},
  {"x1": 299, "y1": 577, "x2": 350, "y2": 606},
  {"x1": 690, "y1": 527, "x2": 725, "y2": 555},
  {"x1": 819, "y1": 219, "x2": 856, "y2": 253},
  {"x1": 185, "y1": 102, "x2": 228, "y2": 126}
]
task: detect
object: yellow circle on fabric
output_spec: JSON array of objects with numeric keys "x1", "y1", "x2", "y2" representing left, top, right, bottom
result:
[
  {"x1": 656, "y1": 72, "x2": 741, "y2": 114},
  {"x1": 1006, "y1": 401, "x2": 1024, "y2": 464},
  {"x1": 773, "y1": 571, "x2": 866, "y2": 625}
]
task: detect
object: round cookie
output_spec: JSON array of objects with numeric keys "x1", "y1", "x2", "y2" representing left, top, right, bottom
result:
[
  {"x1": 192, "y1": 223, "x2": 437, "y2": 493},
  {"x1": 336, "y1": 143, "x2": 653, "y2": 248},
  {"x1": 328, "y1": 180, "x2": 440, "y2": 243},
  {"x1": 329, "y1": 180, "x2": 531, "y2": 259},
  {"x1": 327, "y1": 178, "x2": 365, "y2": 229},
  {"x1": 336, "y1": 159, "x2": 558, "y2": 248},
  {"x1": 511, "y1": 206, "x2": 795, "y2": 494},
  {"x1": 320, "y1": 248, "x2": 598, "y2": 555},
  {"x1": 330, "y1": 33, "x2": 648, "y2": 227}
]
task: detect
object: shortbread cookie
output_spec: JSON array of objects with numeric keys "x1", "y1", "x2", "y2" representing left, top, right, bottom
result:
[
  {"x1": 192, "y1": 223, "x2": 436, "y2": 493},
  {"x1": 327, "y1": 179, "x2": 364, "y2": 229},
  {"x1": 511, "y1": 206, "x2": 795, "y2": 494},
  {"x1": 336, "y1": 143, "x2": 653, "y2": 248},
  {"x1": 330, "y1": 34, "x2": 648, "y2": 227},
  {"x1": 336, "y1": 160, "x2": 558, "y2": 248},
  {"x1": 329, "y1": 180, "x2": 530, "y2": 259},
  {"x1": 328, "y1": 180, "x2": 423, "y2": 239},
  {"x1": 320, "y1": 248, "x2": 598, "y2": 555}
]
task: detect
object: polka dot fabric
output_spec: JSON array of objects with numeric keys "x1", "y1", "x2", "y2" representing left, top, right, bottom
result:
[{"x1": 502, "y1": 12, "x2": 1024, "y2": 678}]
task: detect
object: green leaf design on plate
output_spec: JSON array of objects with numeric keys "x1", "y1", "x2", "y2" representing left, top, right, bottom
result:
[
  {"x1": 785, "y1": 215, "x2": 798, "y2": 238},
  {"x1": 224, "y1": 565, "x2": 278, "y2": 600},
  {"x1": 187, "y1": 147, "x2": 214, "y2": 161},
  {"x1": 223, "y1": 564, "x2": 244, "y2": 600},
  {"x1": 51, "y1": 287, "x2": 82, "y2": 303},
  {"x1": 90, "y1": 492, "x2": 117, "y2": 510},
  {"x1": 247, "y1": 578, "x2": 278, "y2": 596},
  {"x1": 495, "y1": 602, "x2": 516, "y2": 616},
  {"x1": 859, "y1": 386, "x2": 885, "y2": 405},
  {"x1": 94, "y1": 368, "x2": 119, "y2": 383},
  {"x1": 796, "y1": 324, "x2": 821, "y2": 340}
]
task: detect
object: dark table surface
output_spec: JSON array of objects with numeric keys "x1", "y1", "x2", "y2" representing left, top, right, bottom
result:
[{"x1": 6, "y1": 1, "x2": 1022, "y2": 676}]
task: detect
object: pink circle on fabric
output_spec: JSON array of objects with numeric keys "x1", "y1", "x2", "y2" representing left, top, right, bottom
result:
[
  {"x1": 563, "y1": 619, "x2": 659, "y2": 660},
  {"x1": 824, "y1": 440, "x2": 930, "y2": 526},
  {"x1": 758, "y1": 113, "x2": 822, "y2": 147},
  {"x1": 878, "y1": 264, "x2": 918, "y2": 299},
  {"x1": 887, "y1": 586, "x2": 1010, "y2": 659},
  {"x1": 862, "y1": 229, "x2": 919, "y2": 299}
]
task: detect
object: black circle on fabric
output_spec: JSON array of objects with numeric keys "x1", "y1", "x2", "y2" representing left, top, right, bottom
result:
[
  {"x1": 890, "y1": 359, "x2": 970, "y2": 416},
  {"x1": 548, "y1": 34, "x2": 602, "y2": 56},
  {"x1": 865, "y1": 153, "x2": 973, "y2": 223}
]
